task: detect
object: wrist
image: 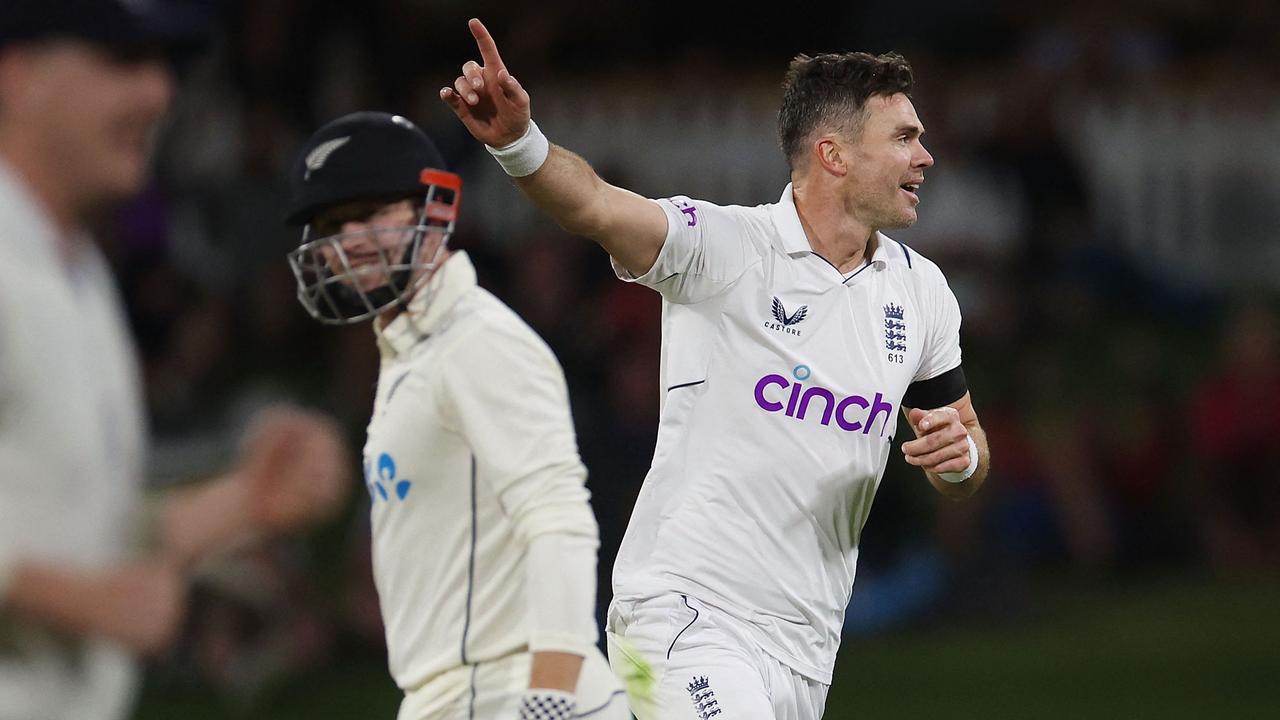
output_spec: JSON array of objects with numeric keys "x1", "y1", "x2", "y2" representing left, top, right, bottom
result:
[
  {"x1": 486, "y1": 120, "x2": 549, "y2": 177},
  {"x1": 161, "y1": 475, "x2": 258, "y2": 567},
  {"x1": 938, "y1": 434, "x2": 979, "y2": 484},
  {"x1": 5, "y1": 563, "x2": 96, "y2": 634},
  {"x1": 529, "y1": 648, "x2": 583, "y2": 693}
]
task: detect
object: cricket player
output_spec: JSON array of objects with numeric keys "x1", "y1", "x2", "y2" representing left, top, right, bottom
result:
[
  {"x1": 283, "y1": 111, "x2": 628, "y2": 720},
  {"x1": 0, "y1": 3, "x2": 350, "y2": 719},
  {"x1": 442, "y1": 19, "x2": 991, "y2": 719}
]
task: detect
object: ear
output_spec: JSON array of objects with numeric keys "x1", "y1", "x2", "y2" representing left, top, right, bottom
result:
[{"x1": 813, "y1": 136, "x2": 848, "y2": 177}]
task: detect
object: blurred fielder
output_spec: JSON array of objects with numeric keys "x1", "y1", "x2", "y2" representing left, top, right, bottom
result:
[
  {"x1": 0, "y1": 2, "x2": 350, "y2": 720},
  {"x1": 443, "y1": 19, "x2": 991, "y2": 719},
  {"x1": 283, "y1": 111, "x2": 628, "y2": 720}
]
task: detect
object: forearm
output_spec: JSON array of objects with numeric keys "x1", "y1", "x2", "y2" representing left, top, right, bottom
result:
[
  {"x1": 1, "y1": 562, "x2": 99, "y2": 635},
  {"x1": 925, "y1": 420, "x2": 989, "y2": 499},
  {"x1": 156, "y1": 473, "x2": 258, "y2": 570},
  {"x1": 530, "y1": 651, "x2": 585, "y2": 693},
  {"x1": 509, "y1": 140, "x2": 666, "y2": 276},
  {"x1": 515, "y1": 144, "x2": 614, "y2": 238}
]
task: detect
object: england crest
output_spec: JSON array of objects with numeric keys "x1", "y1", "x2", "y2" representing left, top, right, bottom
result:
[{"x1": 883, "y1": 303, "x2": 907, "y2": 352}]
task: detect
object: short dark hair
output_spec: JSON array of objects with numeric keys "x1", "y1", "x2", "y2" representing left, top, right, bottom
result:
[{"x1": 778, "y1": 51, "x2": 914, "y2": 170}]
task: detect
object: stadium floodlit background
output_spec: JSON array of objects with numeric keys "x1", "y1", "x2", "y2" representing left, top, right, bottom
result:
[{"x1": 103, "y1": 0, "x2": 1278, "y2": 717}]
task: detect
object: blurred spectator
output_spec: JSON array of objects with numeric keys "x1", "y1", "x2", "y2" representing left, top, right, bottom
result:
[{"x1": 1188, "y1": 302, "x2": 1280, "y2": 576}]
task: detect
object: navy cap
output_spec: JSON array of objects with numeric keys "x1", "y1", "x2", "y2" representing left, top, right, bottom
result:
[
  {"x1": 0, "y1": 0, "x2": 215, "y2": 52},
  {"x1": 286, "y1": 112, "x2": 451, "y2": 226}
]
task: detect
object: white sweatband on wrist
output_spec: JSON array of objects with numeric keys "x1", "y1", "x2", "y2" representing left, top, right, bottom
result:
[
  {"x1": 519, "y1": 689, "x2": 577, "y2": 720},
  {"x1": 486, "y1": 120, "x2": 549, "y2": 177},
  {"x1": 939, "y1": 434, "x2": 979, "y2": 484}
]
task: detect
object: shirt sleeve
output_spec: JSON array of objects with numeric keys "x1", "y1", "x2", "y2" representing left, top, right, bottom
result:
[
  {"x1": 913, "y1": 275, "x2": 964, "y2": 385},
  {"x1": 524, "y1": 531, "x2": 599, "y2": 655},
  {"x1": 439, "y1": 320, "x2": 601, "y2": 655},
  {"x1": 610, "y1": 196, "x2": 762, "y2": 305},
  {"x1": 439, "y1": 322, "x2": 594, "y2": 541}
]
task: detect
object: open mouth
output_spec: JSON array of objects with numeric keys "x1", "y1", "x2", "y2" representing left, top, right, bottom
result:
[
  {"x1": 899, "y1": 182, "x2": 921, "y2": 202},
  {"x1": 344, "y1": 253, "x2": 382, "y2": 266}
]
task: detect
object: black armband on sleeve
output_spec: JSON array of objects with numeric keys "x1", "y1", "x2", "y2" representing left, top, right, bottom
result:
[{"x1": 902, "y1": 365, "x2": 967, "y2": 409}]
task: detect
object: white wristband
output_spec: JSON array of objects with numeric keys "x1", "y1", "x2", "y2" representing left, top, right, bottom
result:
[
  {"x1": 938, "y1": 434, "x2": 979, "y2": 484},
  {"x1": 486, "y1": 119, "x2": 549, "y2": 177}
]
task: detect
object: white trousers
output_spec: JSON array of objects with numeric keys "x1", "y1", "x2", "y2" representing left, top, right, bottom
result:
[
  {"x1": 607, "y1": 594, "x2": 828, "y2": 720},
  {"x1": 396, "y1": 648, "x2": 629, "y2": 720}
]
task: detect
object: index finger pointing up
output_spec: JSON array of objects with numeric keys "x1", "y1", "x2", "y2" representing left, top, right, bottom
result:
[{"x1": 469, "y1": 18, "x2": 505, "y2": 70}]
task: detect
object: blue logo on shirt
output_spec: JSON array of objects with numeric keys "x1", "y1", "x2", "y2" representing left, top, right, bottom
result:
[
  {"x1": 772, "y1": 297, "x2": 808, "y2": 326},
  {"x1": 765, "y1": 297, "x2": 808, "y2": 336},
  {"x1": 883, "y1": 303, "x2": 907, "y2": 353},
  {"x1": 364, "y1": 452, "x2": 413, "y2": 502}
]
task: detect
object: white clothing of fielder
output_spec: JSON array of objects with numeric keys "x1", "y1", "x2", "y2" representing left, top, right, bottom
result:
[
  {"x1": 364, "y1": 251, "x2": 626, "y2": 719},
  {"x1": 608, "y1": 594, "x2": 827, "y2": 720},
  {"x1": 0, "y1": 162, "x2": 146, "y2": 720},
  {"x1": 606, "y1": 185, "x2": 965, "y2": 718}
]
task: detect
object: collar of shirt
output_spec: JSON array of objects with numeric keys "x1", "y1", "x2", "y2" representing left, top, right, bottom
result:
[
  {"x1": 373, "y1": 250, "x2": 476, "y2": 358},
  {"x1": 0, "y1": 158, "x2": 97, "y2": 270},
  {"x1": 767, "y1": 182, "x2": 895, "y2": 272}
]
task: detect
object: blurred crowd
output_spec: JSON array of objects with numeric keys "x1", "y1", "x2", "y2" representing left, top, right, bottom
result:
[{"x1": 95, "y1": 0, "x2": 1279, "y2": 702}]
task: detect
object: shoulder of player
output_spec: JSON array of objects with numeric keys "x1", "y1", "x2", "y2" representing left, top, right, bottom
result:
[
  {"x1": 659, "y1": 195, "x2": 774, "y2": 241},
  {"x1": 432, "y1": 287, "x2": 561, "y2": 376},
  {"x1": 880, "y1": 235, "x2": 948, "y2": 285}
]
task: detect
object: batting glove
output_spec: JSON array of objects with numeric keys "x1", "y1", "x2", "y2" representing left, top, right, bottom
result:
[{"x1": 518, "y1": 689, "x2": 576, "y2": 720}]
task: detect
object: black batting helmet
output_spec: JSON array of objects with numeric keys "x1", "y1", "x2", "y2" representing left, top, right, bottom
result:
[{"x1": 285, "y1": 112, "x2": 462, "y2": 325}]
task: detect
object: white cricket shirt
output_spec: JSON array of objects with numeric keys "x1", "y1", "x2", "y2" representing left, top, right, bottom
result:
[
  {"x1": 365, "y1": 252, "x2": 601, "y2": 693},
  {"x1": 611, "y1": 185, "x2": 963, "y2": 683},
  {"x1": 0, "y1": 162, "x2": 146, "y2": 720}
]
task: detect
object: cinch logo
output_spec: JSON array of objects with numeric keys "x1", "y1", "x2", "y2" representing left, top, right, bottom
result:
[
  {"x1": 753, "y1": 364, "x2": 895, "y2": 435},
  {"x1": 669, "y1": 199, "x2": 698, "y2": 227},
  {"x1": 364, "y1": 452, "x2": 413, "y2": 503}
]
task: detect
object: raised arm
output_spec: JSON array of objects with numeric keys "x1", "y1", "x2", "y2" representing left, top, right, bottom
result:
[{"x1": 440, "y1": 18, "x2": 667, "y2": 276}]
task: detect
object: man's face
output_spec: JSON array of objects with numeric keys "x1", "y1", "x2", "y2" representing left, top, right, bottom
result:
[
  {"x1": 313, "y1": 198, "x2": 437, "y2": 292},
  {"x1": 1, "y1": 41, "x2": 174, "y2": 207},
  {"x1": 840, "y1": 93, "x2": 934, "y2": 230}
]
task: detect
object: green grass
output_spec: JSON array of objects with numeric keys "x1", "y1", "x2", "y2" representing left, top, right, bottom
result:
[
  {"x1": 133, "y1": 575, "x2": 1280, "y2": 719},
  {"x1": 133, "y1": 661, "x2": 401, "y2": 720},
  {"x1": 825, "y1": 575, "x2": 1280, "y2": 719}
]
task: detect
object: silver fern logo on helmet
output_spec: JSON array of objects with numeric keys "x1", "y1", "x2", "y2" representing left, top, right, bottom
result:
[{"x1": 304, "y1": 137, "x2": 351, "y2": 181}]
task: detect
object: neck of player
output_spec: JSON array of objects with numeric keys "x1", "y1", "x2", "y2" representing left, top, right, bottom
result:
[
  {"x1": 792, "y1": 179, "x2": 876, "y2": 275},
  {"x1": 0, "y1": 138, "x2": 89, "y2": 255}
]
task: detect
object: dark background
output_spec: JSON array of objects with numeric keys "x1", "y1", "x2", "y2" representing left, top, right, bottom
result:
[{"x1": 104, "y1": 0, "x2": 1279, "y2": 716}]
